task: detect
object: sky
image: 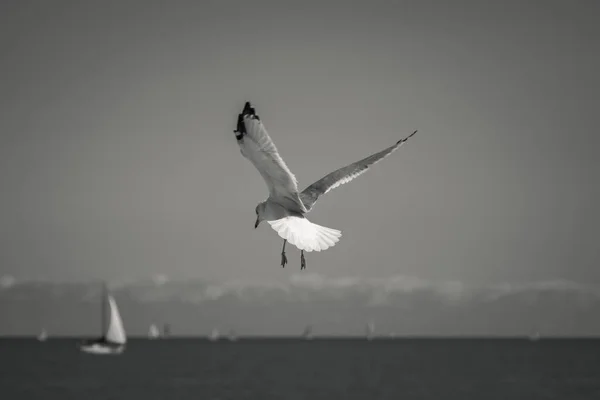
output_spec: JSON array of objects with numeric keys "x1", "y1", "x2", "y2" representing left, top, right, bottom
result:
[{"x1": 1, "y1": 0, "x2": 599, "y2": 298}]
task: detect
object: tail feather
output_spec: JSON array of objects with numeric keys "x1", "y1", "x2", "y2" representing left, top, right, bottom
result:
[{"x1": 267, "y1": 216, "x2": 342, "y2": 252}]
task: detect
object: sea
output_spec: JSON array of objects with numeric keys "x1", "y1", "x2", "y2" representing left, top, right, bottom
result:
[{"x1": 1, "y1": 338, "x2": 599, "y2": 399}]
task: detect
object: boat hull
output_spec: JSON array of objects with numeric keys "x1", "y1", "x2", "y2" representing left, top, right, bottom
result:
[{"x1": 79, "y1": 343, "x2": 125, "y2": 355}]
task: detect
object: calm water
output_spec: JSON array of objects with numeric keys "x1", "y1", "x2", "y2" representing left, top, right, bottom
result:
[{"x1": 1, "y1": 338, "x2": 600, "y2": 399}]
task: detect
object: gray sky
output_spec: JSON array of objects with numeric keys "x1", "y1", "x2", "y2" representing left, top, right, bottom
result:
[{"x1": 1, "y1": 0, "x2": 599, "y2": 288}]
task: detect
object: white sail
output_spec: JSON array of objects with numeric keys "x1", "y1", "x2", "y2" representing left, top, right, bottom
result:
[
  {"x1": 38, "y1": 329, "x2": 48, "y2": 342},
  {"x1": 209, "y1": 328, "x2": 220, "y2": 341},
  {"x1": 148, "y1": 324, "x2": 160, "y2": 339},
  {"x1": 228, "y1": 330, "x2": 238, "y2": 341},
  {"x1": 366, "y1": 322, "x2": 375, "y2": 340},
  {"x1": 163, "y1": 324, "x2": 171, "y2": 338},
  {"x1": 105, "y1": 295, "x2": 127, "y2": 344},
  {"x1": 302, "y1": 325, "x2": 313, "y2": 340}
]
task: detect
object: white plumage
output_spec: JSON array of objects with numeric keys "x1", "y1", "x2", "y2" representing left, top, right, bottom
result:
[
  {"x1": 232, "y1": 101, "x2": 417, "y2": 268},
  {"x1": 267, "y1": 217, "x2": 342, "y2": 252}
]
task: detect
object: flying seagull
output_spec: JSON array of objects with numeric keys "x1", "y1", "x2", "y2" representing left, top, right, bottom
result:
[{"x1": 233, "y1": 101, "x2": 417, "y2": 270}]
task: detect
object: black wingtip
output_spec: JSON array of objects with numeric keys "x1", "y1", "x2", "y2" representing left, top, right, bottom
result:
[
  {"x1": 234, "y1": 101, "x2": 261, "y2": 140},
  {"x1": 241, "y1": 101, "x2": 260, "y2": 120},
  {"x1": 234, "y1": 112, "x2": 245, "y2": 140},
  {"x1": 397, "y1": 130, "x2": 418, "y2": 145}
]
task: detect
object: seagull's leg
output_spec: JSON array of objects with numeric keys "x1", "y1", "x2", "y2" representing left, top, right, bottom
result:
[
  {"x1": 280, "y1": 239, "x2": 288, "y2": 268},
  {"x1": 300, "y1": 250, "x2": 306, "y2": 270}
]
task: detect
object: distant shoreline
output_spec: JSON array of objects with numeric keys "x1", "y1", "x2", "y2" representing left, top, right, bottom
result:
[{"x1": 2, "y1": 335, "x2": 600, "y2": 340}]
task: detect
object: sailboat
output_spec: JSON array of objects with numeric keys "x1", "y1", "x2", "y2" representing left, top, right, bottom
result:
[
  {"x1": 208, "y1": 328, "x2": 220, "y2": 341},
  {"x1": 148, "y1": 324, "x2": 160, "y2": 339},
  {"x1": 37, "y1": 329, "x2": 48, "y2": 342},
  {"x1": 79, "y1": 284, "x2": 127, "y2": 355},
  {"x1": 302, "y1": 325, "x2": 313, "y2": 340},
  {"x1": 227, "y1": 329, "x2": 238, "y2": 342},
  {"x1": 162, "y1": 323, "x2": 171, "y2": 338},
  {"x1": 366, "y1": 322, "x2": 375, "y2": 341},
  {"x1": 529, "y1": 331, "x2": 541, "y2": 342}
]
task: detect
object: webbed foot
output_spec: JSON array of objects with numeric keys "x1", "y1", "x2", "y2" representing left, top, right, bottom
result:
[{"x1": 281, "y1": 251, "x2": 288, "y2": 268}]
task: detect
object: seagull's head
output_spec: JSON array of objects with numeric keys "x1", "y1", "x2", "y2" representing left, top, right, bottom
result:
[{"x1": 254, "y1": 202, "x2": 266, "y2": 229}]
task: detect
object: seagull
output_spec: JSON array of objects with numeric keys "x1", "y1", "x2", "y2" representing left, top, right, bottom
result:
[{"x1": 233, "y1": 101, "x2": 417, "y2": 270}]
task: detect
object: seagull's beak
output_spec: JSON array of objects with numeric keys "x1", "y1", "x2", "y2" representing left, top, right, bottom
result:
[{"x1": 254, "y1": 216, "x2": 260, "y2": 229}]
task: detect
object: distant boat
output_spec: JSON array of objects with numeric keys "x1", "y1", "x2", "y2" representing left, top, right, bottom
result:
[
  {"x1": 228, "y1": 329, "x2": 238, "y2": 342},
  {"x1": 529, "y1": 331, "x2": 541, "y2": 342},
  {"x1": 79, "y1": 283, "x2": 127, "y2": 355},
  {"x1": 208, "y1": 328, "x2": 220, "y2": 341},
  {"x1": 302, "y1": 325, "x2": 313, "y2": 340},
  {"x1": 37, "y1": 329, "x2": 48, "y2": 342},
  {"x1": 388, "y1": 332, "x2": 397, "y2": 339},
  {"x1": 366, "y1": 322, "x2": 375, "y2": 341},
  {"x1": 148, "y1": 324, "x2": 160, "y2": 339},
  {"x1": 162, "y1": 323, "x2": 171, "y2": 338}
]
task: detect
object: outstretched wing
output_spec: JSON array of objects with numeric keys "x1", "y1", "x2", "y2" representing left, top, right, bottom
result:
[
  {"x1": 299, "y1": 130, "x2": 417, "y2": 212},
  {"x1": 234, "y1": 102, "x2": 307, "y2": 214}
]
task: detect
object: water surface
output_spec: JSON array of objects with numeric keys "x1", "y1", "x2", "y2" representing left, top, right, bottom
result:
[{"x1": 1, "y1": 338, "x2": 599, "y2": 399}]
